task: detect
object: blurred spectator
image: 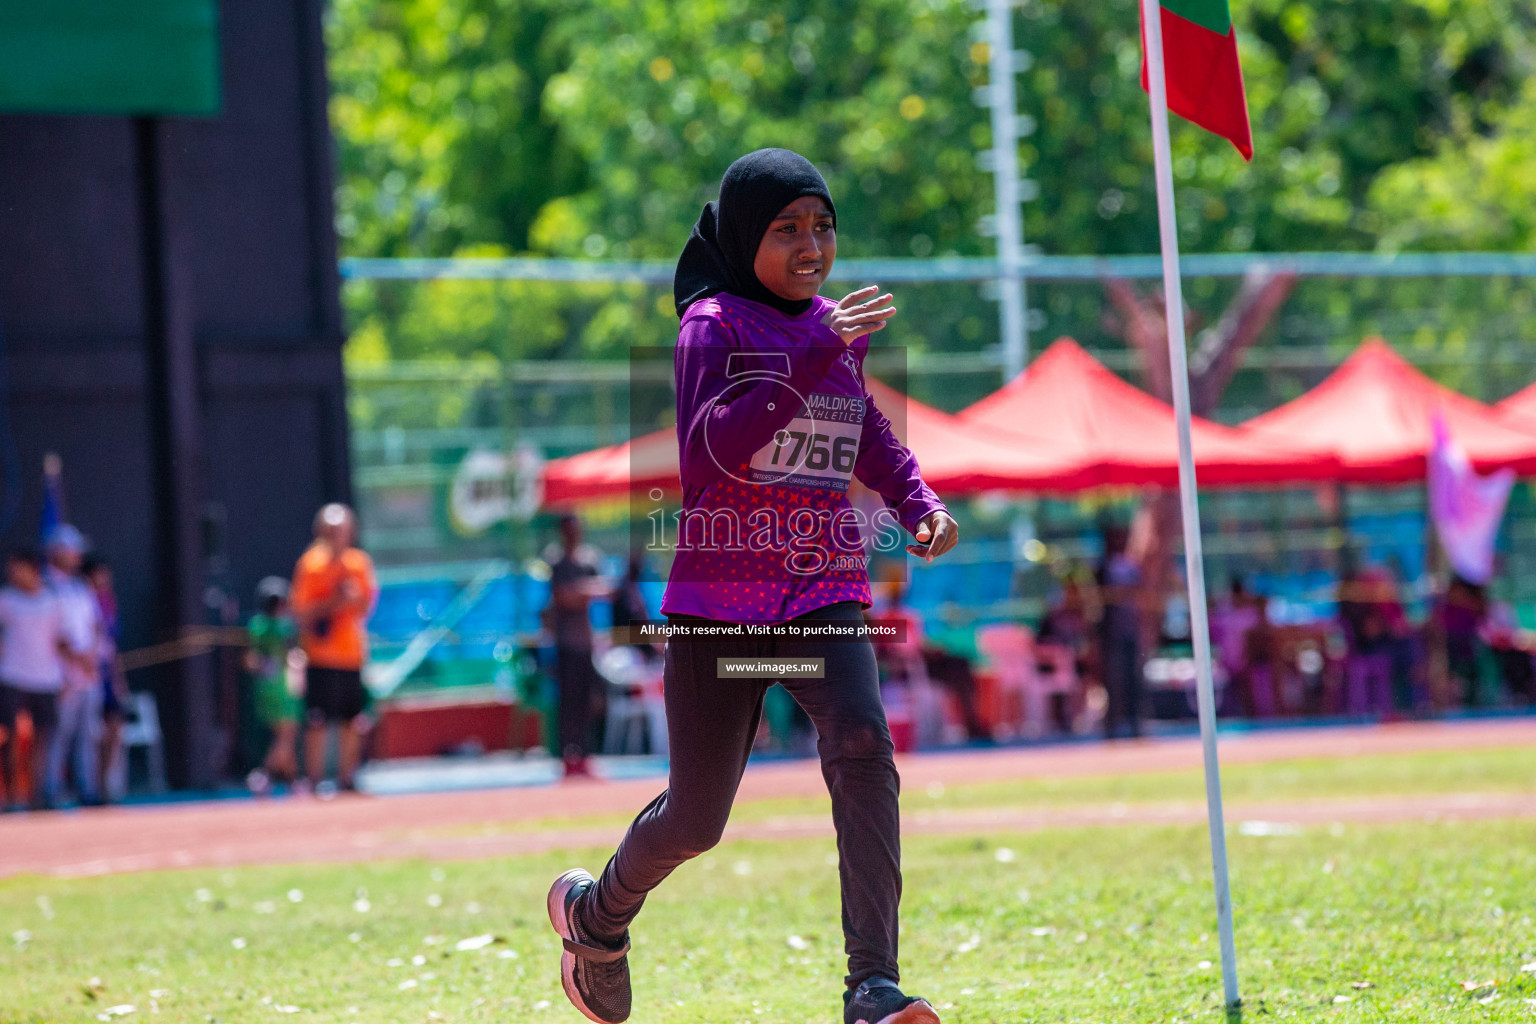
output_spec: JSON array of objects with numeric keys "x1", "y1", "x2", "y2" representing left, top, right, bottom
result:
[
  {"x1": 1211, "y1": 579, "x2": 1259, "y2": 694},
  {"x1": 870, "y1": 573, "x2": 988, "y2": 742},
  {"x1": 1378, "y1": 564, "x2": 1426, "y2": 711},
  {"x1": 543, "y1": 513, "x2": 608, "y2": 777},
  {"x1": 1095, "y1": 524, "x2": 1143, "y2": 739},
  {"x1": 1038, "y1": 571, "x2": 1091, "y2": 647},
  {"x1": 291, "y1": 504, "x2": 377, "y2": 793},
  {"x1": 245, "y1": 576, "x2": 299, "y2": 792},
  {"x1": 868, "y1": 573, "x2": 933, "y2": 747},
  {"x1": 1346, "y1": 563, "x2": 1426, "y2": 714},
  {"x1": 0, "y1": 546, "x2": 68, "y2": 810},
  {"x1": 869, "y1": 572, "x2": 925, "y2": 688},
  {"x1": 81, "y1": 555, "x2": 128, "y2": 804},
  {"x1": 1484, "y1": 599, "x2": 1536, "y2": 704},
  {"x1": 1036, "y1": 571, "x2": 1093, "y2": 732},
  {"x1": 1437, "y1": 574, "x2": 1489, "y2": 707},
  {"x1": 1242, "y1": 595, "x2": 1281, "y2": 718},
  {"x1": 44, "y1": 525, "x2": 102, "y2": 806},
  {"x1": 1339, "y1": 563, "x2": 1394, "y2": 715},
  {"x1": 609, "y1": 550, "x2": 659, "y2": 661}
]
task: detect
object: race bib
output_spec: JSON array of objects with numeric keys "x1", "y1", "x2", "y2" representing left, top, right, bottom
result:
[{"x1": 748, "y1": 392, "x2": 864, "y2": 493}]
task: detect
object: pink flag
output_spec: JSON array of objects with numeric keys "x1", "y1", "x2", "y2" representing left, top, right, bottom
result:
[{"x1": 1428, "y1": 415, "x2": 1515, "y2": 585}]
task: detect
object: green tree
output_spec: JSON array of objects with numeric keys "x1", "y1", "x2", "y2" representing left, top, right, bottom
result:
[
  {"x1": 328, "y1": 0, "x2": 587, "y2": 257},
  {"x1": 1370, "y1": 78, "x2": 1536, "y2": 251},
  {"x1": 327, "y1": 0, "x2": 1536, "y2": 376}
]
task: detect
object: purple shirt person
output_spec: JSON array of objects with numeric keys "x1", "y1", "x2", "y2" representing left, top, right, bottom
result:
[
  {"x1": 658, "y1": 152, "x2": 954, "y2": 622},
  {"x1": 659, "y1": 290, "x2": 949, "y2": 622},
  {"x1": 546, "y1": 149, "x2": 956, "y2": 1024}
]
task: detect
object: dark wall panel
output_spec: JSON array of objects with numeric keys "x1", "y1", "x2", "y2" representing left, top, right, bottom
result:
[
  {"x1": 5, "y1": 389, "x2": 158, "y2": 644},
  {"x1": 204, "y1": 392, "x2": 327, "y2": 603},
  {"x1": 0, "y1": 0, "x2": 348, "y2": 787},
  {"x1": 0, "y1": 117, "x2": 143, "y2": 341},
  {"x1": 165, "y1": 1, "x2": 316, "y2": 340}
]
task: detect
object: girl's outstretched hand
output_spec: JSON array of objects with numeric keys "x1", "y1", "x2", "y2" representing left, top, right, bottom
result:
[
  {"x1": 907, "y1": 510, "x2": 959, "y2": 562},
  {"x1": 823, "y1": 284, "x2": 896, "y2": 344}
]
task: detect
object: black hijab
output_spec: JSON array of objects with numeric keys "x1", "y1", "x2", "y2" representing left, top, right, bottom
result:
[{"x1": 673, "y1": 148, "x2": 836, "y2": 318}]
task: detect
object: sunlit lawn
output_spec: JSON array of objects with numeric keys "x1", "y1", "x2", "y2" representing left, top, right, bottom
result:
[
  {"x1": 415, "y1": 744, "x2": 1536, "y2": 838},
  {"x1": 6, "y1": 745, "x2": 1536, "y2": 1022}
]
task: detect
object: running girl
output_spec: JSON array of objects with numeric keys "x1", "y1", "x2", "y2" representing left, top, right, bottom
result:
[{"x1": 548, "y1": 148, "x2": 958, "y2": 1024}]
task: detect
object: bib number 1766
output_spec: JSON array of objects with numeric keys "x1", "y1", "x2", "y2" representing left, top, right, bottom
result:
[{"x1": 770, "y1": 430, "x2": 857, "y2": 473}]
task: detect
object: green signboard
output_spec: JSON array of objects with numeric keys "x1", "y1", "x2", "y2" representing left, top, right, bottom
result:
[{"x1": 0, "y1": 1, "x2": 219, "y2": 116}]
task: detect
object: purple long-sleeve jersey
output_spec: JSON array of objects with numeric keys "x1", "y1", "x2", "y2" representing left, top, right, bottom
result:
[{"x1": 659, "y1": 293, "x2": 948, "y2": 623}]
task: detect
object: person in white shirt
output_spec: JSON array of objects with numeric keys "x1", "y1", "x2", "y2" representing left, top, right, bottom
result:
[
  {"x1": 0, "y1": 546, "x2": 70, "y2": 810},
  {"x1": 42, "y1": 525, "x2": 102, "y2": 807}
]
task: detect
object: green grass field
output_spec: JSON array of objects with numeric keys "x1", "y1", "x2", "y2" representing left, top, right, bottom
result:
[
  {"x1": 416, "y1": 744, "x2": 1536, "y2": 839},
  {"x1": 5, "y1": 746, "x2": 1536, "y2": 1023}
]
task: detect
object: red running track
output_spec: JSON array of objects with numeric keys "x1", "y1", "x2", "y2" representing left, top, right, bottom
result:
[{"x1": 4, "y1": 719, "x2": 1535, "y2": 879}]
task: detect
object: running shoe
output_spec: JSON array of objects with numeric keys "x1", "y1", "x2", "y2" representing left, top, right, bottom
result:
[
  {"x1": 547, "y1": 868, "x2": 631, "y2": 1023},
  {"x1": 844, "y1": 977, "x2": 941, "y2": 1024}
]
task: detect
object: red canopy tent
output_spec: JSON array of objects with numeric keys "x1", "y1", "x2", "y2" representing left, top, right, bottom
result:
[
  {"x1": 1495, "y1": 381, "x2": 1536, "y2": 433},
  {"x1": 540, "y1": 425, "x2": 680, "y2": 505},
  {"x1": 540, "y1": 375, "x2": 1098, "y2": 506},
  {"x1": 954, "y1": 338, "x2": 1336, "y2": 489},
  {"x1": 863, "y1": 377, "x2": 1097, "y2": 492},
  {"x1": 1236, "y1": 338, "x2": 1536, "y2": 483}
]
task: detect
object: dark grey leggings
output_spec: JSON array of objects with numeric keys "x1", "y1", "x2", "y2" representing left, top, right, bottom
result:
[{"x1": 583, "y1": 601, "x2": 902, "y2": 989}]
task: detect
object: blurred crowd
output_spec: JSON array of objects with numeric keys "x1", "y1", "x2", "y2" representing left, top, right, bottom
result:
[
  {"x1": 11, "y1": 502, "x2": 1533, "y2": 808},
  {"x1": 0, "y1": 503, "x2": 379, "y2": 811},
  {"x1": 533, "y1": 514, "x2": 1536, "y2": 766},
  {"x1": 0, "y1": 526, "x2": 125, "y2": 811},
  {"x1": 1208, "y1": 563, "x2": 1535, "y2": 722},
  {"x1": 861, "y1": 542, "x2": 1536, "y2": 751}
]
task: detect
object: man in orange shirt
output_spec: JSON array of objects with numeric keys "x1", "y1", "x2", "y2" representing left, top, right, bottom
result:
[{"x1": 290, "y1": 503, "x2": 377, "y2": 792}]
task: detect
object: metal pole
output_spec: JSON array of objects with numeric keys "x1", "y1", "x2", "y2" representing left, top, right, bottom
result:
[
  {"x1": 1137, "y1": 0, "x2": 1240, "y2": 1007},
  {"x1": 985, "y1": 0, "x2": 1028, "y2": 380},
  {"x1": 341, "y1": 251, "x2": 1536, "y2": 285}
]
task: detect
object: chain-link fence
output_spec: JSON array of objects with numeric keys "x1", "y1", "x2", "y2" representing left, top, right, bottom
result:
[{"x1": 345, "y1": 268, "x2": 1536, "y2": 694}]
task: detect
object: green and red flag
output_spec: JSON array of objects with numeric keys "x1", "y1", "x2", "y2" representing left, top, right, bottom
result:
[{"x1": 1140, "y1": 0, "x2": 1253, "y2": 160}]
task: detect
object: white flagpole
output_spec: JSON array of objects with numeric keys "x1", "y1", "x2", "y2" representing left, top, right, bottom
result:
[{"x1": 1137, "y1": 0, "x2": 1240, "y2": 1007}]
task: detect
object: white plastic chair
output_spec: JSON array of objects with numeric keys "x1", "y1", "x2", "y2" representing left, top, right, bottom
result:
[
  {"x1": 596, "y1": 646, "x2": 668, "y2": 756},
  {"x1": 890, "y1": 648, "x2": 948, "y2": 749},
  {"x1": 907, "y1": 673, "x2": 951, "y2": 748},
  {"x1": 1032, "y1": 642, "x2": 1083, "y2": 733},
  {"x1": 108, "y1": 691, "x2": 167, "y2": 798}
]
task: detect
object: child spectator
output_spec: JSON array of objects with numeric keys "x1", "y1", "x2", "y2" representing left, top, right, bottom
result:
[
  {"x1": 245, "y1": 576, "x2": 299, "y2": 792},
  {"x1": 81, "y1": 555, "x2": 129, "y2": 804},
  {"x1": 0, "y1": 546, "x2": 69, "y2": 810}
]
